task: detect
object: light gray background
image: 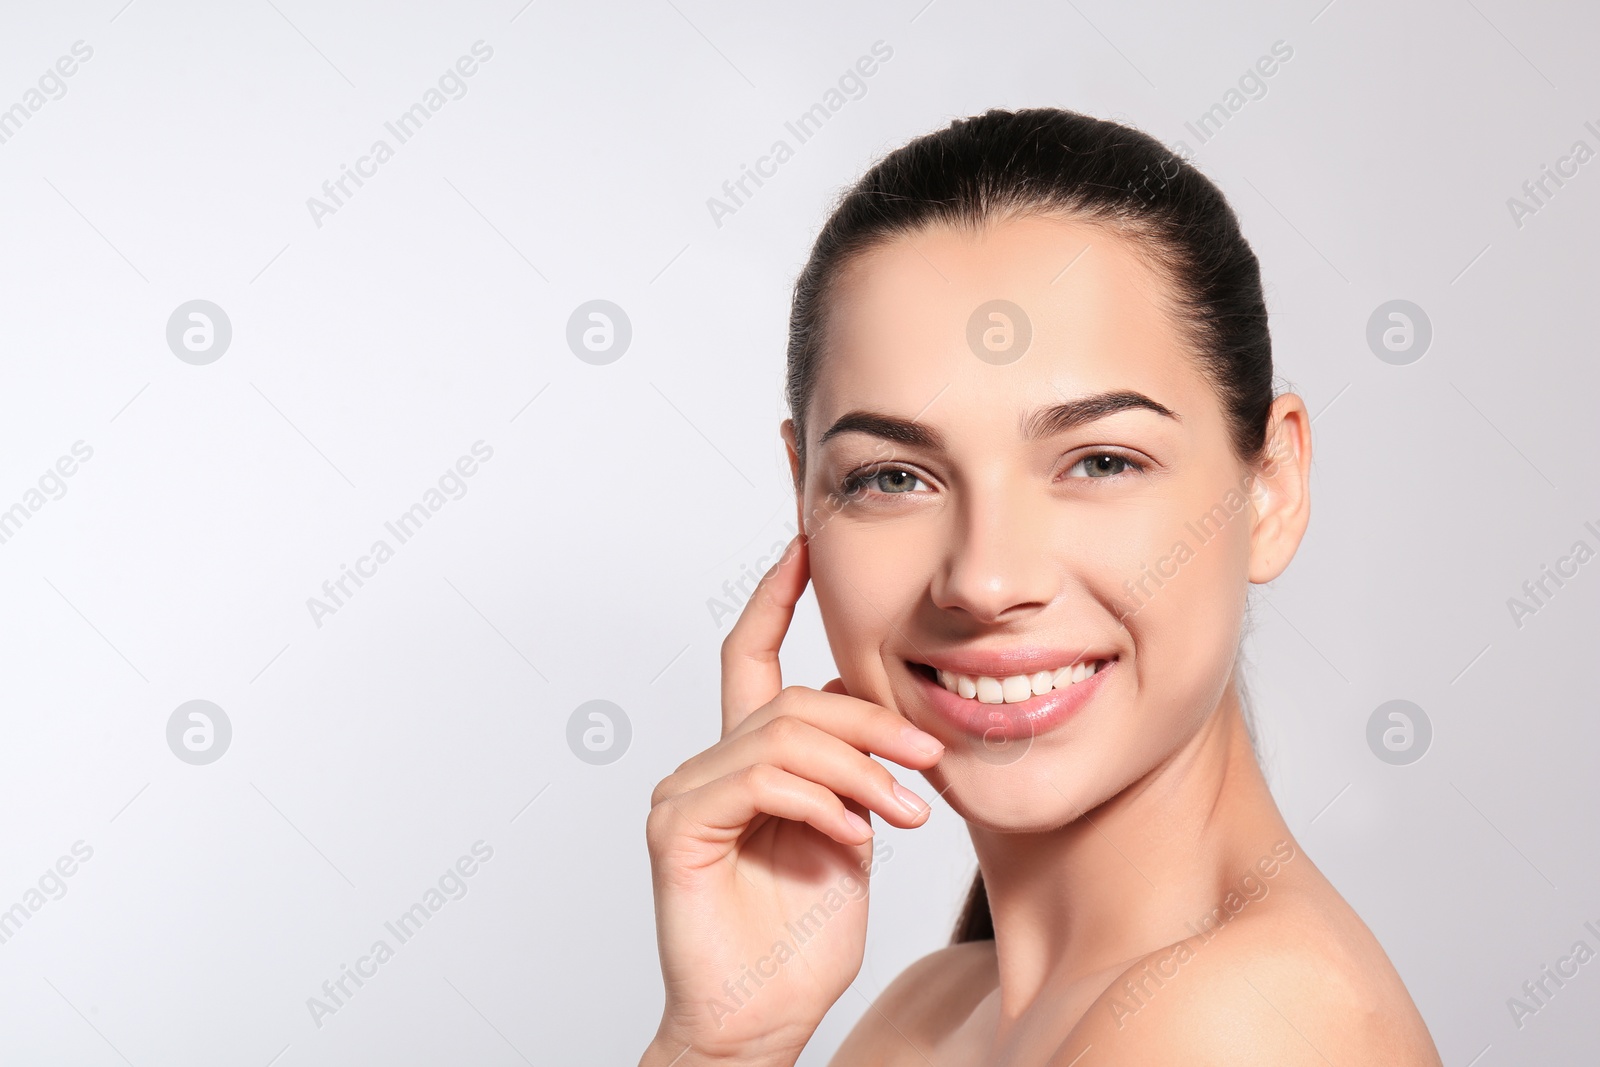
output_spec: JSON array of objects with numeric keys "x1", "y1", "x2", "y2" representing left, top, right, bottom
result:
[{"x1": 1, "y1": 0, "x2": 1596, "y2": 1064}]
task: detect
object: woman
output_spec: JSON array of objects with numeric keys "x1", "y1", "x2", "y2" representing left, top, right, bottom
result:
[{"x1": 639, "y1": 108, "x2": 1443, "y2": 1065}]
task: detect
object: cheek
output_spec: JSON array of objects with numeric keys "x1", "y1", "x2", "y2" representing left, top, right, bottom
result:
[
  {"x1": 1101, "y1": 490, "x2": 1253, "y2": 713},
  {"x1": 807, "y1": 524, "x2": 930, "y2": 689},
  {"x1": 1087, "y1": 473, "x2": 1255, "y2": 615},
  {"x1": 806, "y1": 495, "x2": 929, "y2": 604}
]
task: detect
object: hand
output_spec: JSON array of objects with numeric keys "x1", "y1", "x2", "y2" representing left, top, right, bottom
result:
[{"x1": 641, "y1": 533, "x2": 944, "y2": 1065}]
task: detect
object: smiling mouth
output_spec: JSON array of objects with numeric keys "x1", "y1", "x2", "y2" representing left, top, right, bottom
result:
[{"x1": 910, "y1": 656, "x2": 1117, "y2": 704}]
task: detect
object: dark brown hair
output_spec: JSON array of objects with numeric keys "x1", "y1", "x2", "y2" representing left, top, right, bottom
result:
[{"x1": 782, "y1": 107, "x2": 1275, "y2": 943}]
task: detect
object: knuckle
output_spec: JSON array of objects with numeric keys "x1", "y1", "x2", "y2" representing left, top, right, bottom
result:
[
  {"x1": 879, "y1": 708, "x2": 911, "y2": 737},
  {"x1": 644, "y1": 799, "x2": 675, "y2": 844},
  {"x1": 740, "y1": 761, "x2": 779, "y2": 792},
  {"x1": 649, "y1": 769, "x2": 684, "y2": 809},
  {"x1": 761, "y1": 714, "x2": 805, "y2": 747},
  {"x1": 774, "y1": 684, "x2": 807, "y2": 710}
]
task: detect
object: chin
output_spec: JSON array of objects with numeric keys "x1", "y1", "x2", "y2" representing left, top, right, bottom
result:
[{"x1": 919, "y1": 745, "x2": 1120, "y2": 834}]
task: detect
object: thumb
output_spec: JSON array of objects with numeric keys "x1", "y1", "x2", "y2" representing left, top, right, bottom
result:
[{"x1": 820, "y1": 676, "x2": 849, "y2": 696}]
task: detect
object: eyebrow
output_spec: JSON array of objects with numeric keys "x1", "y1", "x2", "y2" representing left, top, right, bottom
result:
[{"x1": 818, "y1": 390, "x2": 1180, "y2": 451}]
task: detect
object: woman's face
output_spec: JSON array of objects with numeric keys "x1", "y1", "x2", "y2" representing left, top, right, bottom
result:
[{"x1": 786, "y1": 213, "x2": 1288, "y2": 831}]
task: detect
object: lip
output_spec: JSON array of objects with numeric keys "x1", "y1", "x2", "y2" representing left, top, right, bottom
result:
[{"x1": 907, "y1": 655, "x2": 1116, "y2": 742}]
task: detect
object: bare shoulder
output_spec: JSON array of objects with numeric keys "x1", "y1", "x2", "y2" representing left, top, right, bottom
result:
[
  {"x1": 1059, "y1": 871, "x2": 1443, "y2": 1067},
  {"x1": 826, "y1": 939, "x2": 996, "y2": 1065}
]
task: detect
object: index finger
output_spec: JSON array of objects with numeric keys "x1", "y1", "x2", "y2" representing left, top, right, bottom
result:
[{"x1": 720, "y1": 532, "x2": 807, "y2": 734}]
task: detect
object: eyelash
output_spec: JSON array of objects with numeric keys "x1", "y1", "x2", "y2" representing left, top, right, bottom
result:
[
  {"x1": 1064, "y1": 452, "x2": 1149, "y2": 480},
  {"x1": 836, "y1": 451, "x2": 1148, "y2": 501},
  {"x1": 838, "y1": 465, "x2": 925, "y2": 500}
]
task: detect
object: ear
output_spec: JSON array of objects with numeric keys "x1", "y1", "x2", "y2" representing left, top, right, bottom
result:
[
  {"x1": 1246, "y1": 393, "x2": 1312, "y2": 584},
  {"x1": 780, "y1": 417, "x2": 808, "y2": 532},
  {"x1": 780, "y1": 417, "x2": 802, "y2": 492}
]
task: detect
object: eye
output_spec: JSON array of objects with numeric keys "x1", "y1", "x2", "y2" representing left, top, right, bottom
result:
[
  {"x1": 1063, "y1": 452, "x2": 1146, "y2": 479},
  {"x1": 840, "y1": 464, "x2": 930, "y2": 499}
]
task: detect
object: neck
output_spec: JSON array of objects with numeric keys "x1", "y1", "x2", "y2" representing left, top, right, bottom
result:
[{"x1": 968, "y1": 669, "x2": 1294, "y2": 1020}]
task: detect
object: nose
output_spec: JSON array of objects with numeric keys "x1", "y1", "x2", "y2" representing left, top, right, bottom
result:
[{"x1": 929, "y1": 475, "x2": 1062, "y2": 624}]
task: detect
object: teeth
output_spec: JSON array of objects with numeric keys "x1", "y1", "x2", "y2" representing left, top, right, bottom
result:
[
  {"x1": 1001, "y1": 675, "x2": 1033, "y2": 703},
  {"x1": 932, "y1": 659, "x2": 1104, "y2": 703}
]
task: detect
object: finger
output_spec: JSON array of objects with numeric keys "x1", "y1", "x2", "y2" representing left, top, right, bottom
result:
[
  {"x1": 662, "y1": 716, "x2": 934, "y2": 829},
  {"x1": 820, "y1": 677, "x2": 848, "y2": 696},
  {"x1": 719, "y1": 533, "x2": 807, "y2": 733},
  {"x1": 727, "y1": 686, "x2": 945, "y2": 770},
  {"x1": 654, "y1": 763, "x2": 875, "y2": 856}
]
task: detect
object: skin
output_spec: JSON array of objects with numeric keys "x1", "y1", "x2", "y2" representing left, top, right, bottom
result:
[{"x1": 640, "y1": 213, "x2": 1443, "y2": 1066}]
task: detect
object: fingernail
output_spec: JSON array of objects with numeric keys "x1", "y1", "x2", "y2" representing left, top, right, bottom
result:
[
  {"x1": 893, "y1": 781, "x2": 929, "y2": 816},
  {"x1": 902, "y1": 725, "x2": 944, "y2": 756},
  {"x1": 844, "y1": 810, "x2": 872, "y2": 837}
]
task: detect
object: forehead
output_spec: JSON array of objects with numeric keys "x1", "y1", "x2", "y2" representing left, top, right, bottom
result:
[{"x1": 810, "y1": 214, "x2": 1208, "y2": 448}]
